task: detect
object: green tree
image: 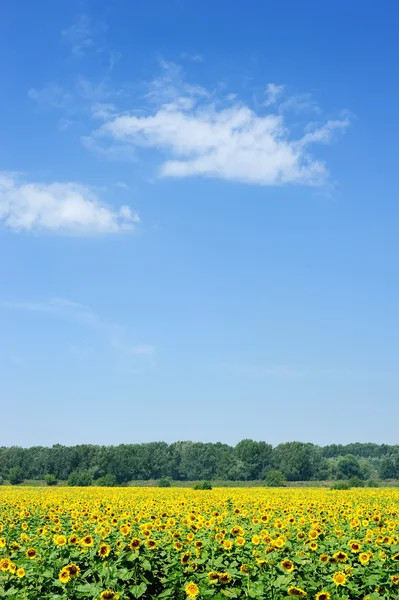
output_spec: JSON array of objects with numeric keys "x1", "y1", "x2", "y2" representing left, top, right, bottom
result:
[
  {"x1": 272, "y1": 442, "x2": 316, "y2": 481},
  {"x1": 234, "y1": 439, "x2": 273, "y2": 480},
  {"x1": 8, "y1": 466, "x2": 24, "y2": 485},
  {"x1": 336, "y1": 455, "x2": 363, "y2": 480},
  {"x1": 44, "y1": 473, "x2": 57, "y2": 486},
  {"x1": 266, "y1": 470, "x2": 286, "y2": 487}
]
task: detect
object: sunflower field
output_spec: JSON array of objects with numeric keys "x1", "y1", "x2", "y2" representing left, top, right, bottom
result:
[{"x1": 1, "y1": 487, "x2": 399, "y2": 600}]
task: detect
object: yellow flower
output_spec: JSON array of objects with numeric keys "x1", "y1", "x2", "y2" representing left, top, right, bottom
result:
[
  {"x1": 332, "y1": 572, "x2": 347, "y2": 586},
  {"x1": 54, "y1": 534, "x2": 67, "y2": 546},
  {"x1": 0, "y1": 538, "x2": 6, "y2": 548},
  {"x1": 315, "y1": 593, "x2": 330, "y2": 600},
  {"x1": 281, "y1": 559, "x2": 294, "y2": 572},
  {"x1": 208, "y1": 571, "x2": 220, "y2": 582},
  {"x1": 81, "y1": 535, "x2": 94, "y2": 547},
  {"x1": 333, "y1": 550, "x2": 348, "y2": 562},
  {"x1": 219, "y1": 572, "x2": 232, "y2": 584},
  {"x1": 251, "y1": 535, "x2": 260, "y2": 545},
  {"x1": 16, "y1": 567, "x2": 25, "y2": 578},
  {"x1": 129, "y1": 538, "x2": 141, "y2": 550},
  {"x1": 391, "y1": 575, "x2": 399, "y2": 585},
  {"x1": 359, "y1": 552, "x2": 370, "y2": 564},
  {"x1": 100, "y1": 591, "x2": 120, "y2": 600},
  {"x1": 59, "y1": 567, "x2": 70, "y2": 584},
  {"x1": 99, "y1": 544, "x2": 111, "y2": 557},
  {"x1": 287, "y1": 586, "x2": 307, "y2": 597},
  {"x1": 185, "y1": 582, "x2": 200, "y2": 598},
  {"x1": 146, "y1": 539, "x2": 157, "y2": 550},
  {"x1": 236, "y1": 536, "x2": 246, "y2": 546},
  {"x1": 26, "y1": 547, "x2": 37, "y2": 559}
]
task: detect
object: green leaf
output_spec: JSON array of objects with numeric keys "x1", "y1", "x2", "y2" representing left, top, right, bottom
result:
[{"x1": 130, "y1": 582, "x2": 148, "y2": 598}]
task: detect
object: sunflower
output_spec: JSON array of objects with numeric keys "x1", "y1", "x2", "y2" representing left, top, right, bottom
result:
[
  {"x1": 332, "y1": 572, "x2": 346, "y2": 586},
  {"x1": 281, "y1": 559, "x2": 294, "y2": 572},
  {"x1": 218, "y1": 572, "x2": 232, "y2": 584},
  {"x1": 208, "y1": 571, "x2": 220, "y2": 582},
  {"x1": 26, "y1": 547, "x2": 37, "y2": 559},
  {"x1": 393, "y1": 553, "x2": 399, "y2": 561},
  {"x1": 0, "y1": 538, "x2": 6, "y2": 548},
  {"x1": 8, "y1": 562, "x2": 16, "y2": 574},
  {"x1": 100, "y1": 591, "x2": 120, "y2": 600},
  {"x1": 251, "y1": 535, "x2": 260, "y2": 545},
  {"x1": 309, "y1": 541, "x2": 318, "y2": 551},
  {"x1": 315, "y1": 593, "x2": 330, "y2": 600},
  {"x1": 230, "y1": 526, "x2": 244, "y2": 536},
  {"x1": 181, "y1": 552, "x2": 191, "y2": 564},
  {"x1": 0, "y1": 559, "x2": 10, "y2": 571},
  {"x1": 236, "y1": 536, "x2": 245, "y2": 546},
  {"x1": 223, "y1": 540, "x2": 233, "y2": 550},
  {"x1": 146, "y1": 539, "x2": 157, "y2": 549},
  {"x1": 174, "y1": 541, "x2": 183, "y2": 550},
  {"x1": 348, "y1": 540, "x2": 361, "y2": 553},
  {"x1": 99, "y1": 544, "x2": 111, "y2": 557},
  {"x1": 240, "y1": 564, "x2": 249, "y2": 574},
  {"x1": 194, "y1": 540, "x2": 203, "y2": 548},
  {"x1": 68, "y1": 534, "x2": 78, "y2": 544},
  {"x1": 16, "y1": 568, "x2": 25, "y2": 578},
  {"x1": 81, "y1": 535, "x2": 94, "y2": 547},
  {"x1": 66, "y1": 563, "x2": 80, "y2": 577},
  {"x1": 54, "y1": 534, "x2": 67, "y2": 546},
  {"x1": 287, "y1": 586, "x2": 307, "y2": 597},
  {"x1": 129, "y1": 538, "x2": 141, "y2": 550},
  {"x1": 359, "y1": 552, "x2": 370, "y2": 564},
  {"x1": 185, "y1": 582, "x2": 200, "y2": 598},
  {"x1": 319, "y1": 554, "x2": 329, "y2": 563},
  {"x1": 391, "y1": 575, "x2": 399, "y2": 585},
  {"x1": 59, "y1": 567, "x2": 70, "y2": 584},
  {"x1": 333, "y1": 550, "x2": 348, "y2": 562}
]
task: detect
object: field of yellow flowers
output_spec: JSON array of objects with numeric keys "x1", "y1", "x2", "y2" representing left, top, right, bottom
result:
[{"x1": 1, "y1": 487, "x2": 399, "y2": 600}]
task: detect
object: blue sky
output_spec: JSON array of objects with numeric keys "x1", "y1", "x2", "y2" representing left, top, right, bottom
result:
[{"x1": 1, "y1": 0, "x2": 399, "y2": 447}]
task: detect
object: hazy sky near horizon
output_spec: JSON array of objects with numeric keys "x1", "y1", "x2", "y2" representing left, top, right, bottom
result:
[{"x1": 1, "y1": 0, "x2": 399, "y2": 448}]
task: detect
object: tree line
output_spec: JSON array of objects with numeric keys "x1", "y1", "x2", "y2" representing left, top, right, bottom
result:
[{"x1": 1, "y1": 440, "x2": 398, "y2": 484}]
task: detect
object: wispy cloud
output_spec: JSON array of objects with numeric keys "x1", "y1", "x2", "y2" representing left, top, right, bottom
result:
[
  {"x1": 62, "y1": 14, "x2": 94, "y2": 57},
  {"x1": 0, "y1": 297, "x2": 154, "y2": 363},
  {"x1": 223, "y1": 363, "x2": 368, "y2": 380},
  {"x1": 85, "y1": 63, "x2": 350, "y2": 187},
  {"x1": 28, "y1": 85, "x2": 73, "y2": 110},
  {"x1": 0, "y1": 173, "x2": 139, "y2": 235},
  {"x1": 181, "y1": 52, "x2": 204, "y2": 63},
  {"x1": 264, "y1": 83, "x2": 284, "y2": 106}
]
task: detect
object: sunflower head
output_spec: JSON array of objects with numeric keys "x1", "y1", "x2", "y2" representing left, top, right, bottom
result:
[
  {"x1": 287, "y1": 586, "x2": 307, "y2": 597},
  {"x1": 185, "y1": 582, "x2": 200, "y2": 598}
]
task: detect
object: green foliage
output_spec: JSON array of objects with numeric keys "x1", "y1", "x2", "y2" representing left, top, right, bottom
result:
[
  {"x1": 0, "y1": 440, "x2": 398, "y2": 484},
  {"x1": 365, "y1": 479, "x2": 379, "y2": 488},
  {"x1": 8, "y1": 466, "x2": 24, "y2": 485},
  {"x1": 68, "y1": 471, "x2": 92, "y2": 487},
  {"x1": 95, "y1": 473, "x2": 118, "y2": 487},
  {"x1": 331, "y1": 480, "x2": 351, "y2": 490},
  {"x1": 193, "y1": 480, "x2": 213, "y2": 490},
  {"x1": 348, "y1": 476, "x2": 364, "y2": 488},
  {"x1": 158, "y1": 477, "x2": 172, "y2": 487},
  {"x1": 336, "y1": 454, "x2": 363, "y2": 480},
  {"x1": 44, "y1": 473, "x2": 57, "y2": 486},
  {"x1": 265, "y1": 470, "x2": 286, "y2": 487}
]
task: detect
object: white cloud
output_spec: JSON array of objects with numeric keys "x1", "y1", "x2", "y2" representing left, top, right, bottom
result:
[
  {"x1": 131, "y1": 344, "x2": 155, "y2": 355},
  {"x1": 0, "y1": 173, "x2": 139, "y2": 234},
  {"x1": 1, "y1": 297, "x2": 154, "y2": 362},
  {"x1": 264, "y1": 83, "x2": 284, "y2": 106},
  {"x1": 85, "y1": 69, "x2": 349, "y2": 187},
  {"x1": 28, "y1": 85, "x2": 73, "y2": 110},
  {"x1": 181, "y1": 52, "x2": 204, "y2": 63},
  {"x1": 62, "y1": 14, "x2": 94, "y2": 57}
]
